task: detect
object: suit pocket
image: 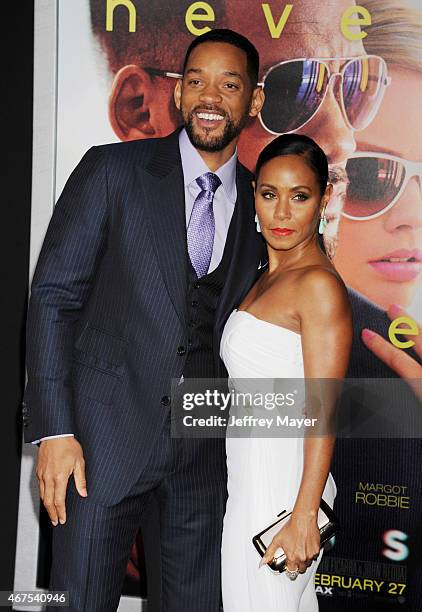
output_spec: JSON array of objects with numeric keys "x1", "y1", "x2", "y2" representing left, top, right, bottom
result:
[
  {"x1": 71, "y1": 360, "x2": 122, "y2": 405},
  {"x1": 73, "y1": 325, "x2": 128, "y2": 372}
]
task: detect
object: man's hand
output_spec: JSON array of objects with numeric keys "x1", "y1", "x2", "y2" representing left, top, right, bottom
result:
[
  {"x1": 36, "y1": 437, "x2": 87, "y2": 526},
  {"x1": 362, "y1": 305, "x2": 422, "y2": 401}
]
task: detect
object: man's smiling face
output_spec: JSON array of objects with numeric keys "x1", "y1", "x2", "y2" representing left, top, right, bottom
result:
[{"x1": 174, "y1": 41, "x2": 255, "y2": 152}]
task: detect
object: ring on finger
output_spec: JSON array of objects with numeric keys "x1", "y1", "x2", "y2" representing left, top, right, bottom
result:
[{"x1": 285, "y1": 565, "x2": 300, "y2": 580}]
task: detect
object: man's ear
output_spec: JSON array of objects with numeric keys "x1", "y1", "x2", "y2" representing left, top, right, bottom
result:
[{"x1": 109, "y1": 65, "x2": 156, "y2": 141}]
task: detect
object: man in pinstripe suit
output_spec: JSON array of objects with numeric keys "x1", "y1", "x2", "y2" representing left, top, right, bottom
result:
[{"x1": 22, "y1": 29, "x2": 266, "y2": 611}]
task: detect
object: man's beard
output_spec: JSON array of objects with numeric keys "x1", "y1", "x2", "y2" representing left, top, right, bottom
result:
[{"x1": 183, "y1": 106, "x2": 249, "y2": 152}]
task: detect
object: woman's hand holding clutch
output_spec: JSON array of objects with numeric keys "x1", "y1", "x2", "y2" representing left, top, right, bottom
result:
[{"x1": 259, "y1": 511, "x2": 321, "y2": 577}]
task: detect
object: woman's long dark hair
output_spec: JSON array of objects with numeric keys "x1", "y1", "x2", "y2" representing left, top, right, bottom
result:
[{"x1": 254, "y1": 134, "x2": 329, "y2": 254}]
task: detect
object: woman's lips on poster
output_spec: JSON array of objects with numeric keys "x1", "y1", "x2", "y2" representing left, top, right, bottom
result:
[
  {"x1": 270, "y1": 227, "x2": 295, "y2": 236},
  {"x1": 369, "y1": 249, "x2": 422, "y2": 281}
]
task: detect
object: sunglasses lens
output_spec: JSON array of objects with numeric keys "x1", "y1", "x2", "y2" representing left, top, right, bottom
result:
[
  {"x1": 343, "y1": 57, "x2": 387, "y2": 130},
  {"x1": 344, "y1": 156, "x2": 405, "y2": 218},
  {"x1": 261, "y1": 60, "x2": 328, "y2": 133}
]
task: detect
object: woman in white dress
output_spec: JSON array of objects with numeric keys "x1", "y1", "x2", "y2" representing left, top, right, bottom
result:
[{"x1": 220, "y1": 134, "x2": 352, "y2": 611}]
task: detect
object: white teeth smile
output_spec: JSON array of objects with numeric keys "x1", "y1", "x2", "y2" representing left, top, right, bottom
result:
[
  {"x1": 197, "y1": 112, "x2": 224, "y2": 121},
  {"x1": 379, "y1": 257, "x2": 415, "y2": 262}
]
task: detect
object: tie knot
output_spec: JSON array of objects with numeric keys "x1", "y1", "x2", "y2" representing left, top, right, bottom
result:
[{"x1": 196, "y1": 172, "x2": 221, "y2": 194}]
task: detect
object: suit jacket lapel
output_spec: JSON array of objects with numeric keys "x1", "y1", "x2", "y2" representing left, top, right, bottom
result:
[
  {"x1": 141, "y1": 133, "x2": 266, "y2": 338},
  {"x1": 142, "y1": 129, "x2": 188, "y2": 327},
  {"x1": 214, "y1": 162, "x2": 266, "y2": 346}
]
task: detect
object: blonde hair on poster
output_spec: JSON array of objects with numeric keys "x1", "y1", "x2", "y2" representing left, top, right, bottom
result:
[{"x1": 362, "y1": 0, "x2": 422, "y2": 72}]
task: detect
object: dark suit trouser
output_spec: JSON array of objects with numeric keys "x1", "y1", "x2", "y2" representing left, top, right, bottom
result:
[{"x1": 49, "y1": 418, "x2": 227, "y2": 611}]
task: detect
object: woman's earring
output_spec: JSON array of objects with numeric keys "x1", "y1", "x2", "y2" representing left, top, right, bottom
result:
[
  {"x1": 255, "y1": 214, "x2": 261, "y2": 233},
  {"x1": 318, "y1": 213, "x2": 327, "y2": 235}
]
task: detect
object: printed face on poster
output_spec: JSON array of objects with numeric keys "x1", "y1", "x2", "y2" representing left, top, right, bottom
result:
[{"x1": 57, "y1": 0, "x2": 422, "y2": 321}]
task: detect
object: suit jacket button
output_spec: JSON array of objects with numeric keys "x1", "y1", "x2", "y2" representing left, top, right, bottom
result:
[
  {"x1": 177, "y1": 345, "x2": 186, "y2": 356},
  {"x1": 193, "y1": 282, "x2": 200, "y2": 290},
  {"x1": 161, "y1": 396, "x2": 171, "y2": 407}
]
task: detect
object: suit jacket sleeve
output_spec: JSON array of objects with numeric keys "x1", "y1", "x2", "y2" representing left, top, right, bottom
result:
[{"x1": 23, "y1": 146, "x2": 109, "y2": 442}]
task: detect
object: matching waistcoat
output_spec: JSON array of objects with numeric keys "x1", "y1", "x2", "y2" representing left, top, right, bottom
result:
[{"x1": 182, "y1": 206, "x2": 238, "y2": 379}]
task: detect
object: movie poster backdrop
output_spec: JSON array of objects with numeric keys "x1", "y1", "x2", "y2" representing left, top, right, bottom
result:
[{"x1": 14, "y1": 1, "x2": 422, "y2": 610}]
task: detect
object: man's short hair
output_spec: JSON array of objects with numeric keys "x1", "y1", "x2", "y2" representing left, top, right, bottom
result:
[{"x1": 183, "y1": 28, "x2": 259, "y2": 87}]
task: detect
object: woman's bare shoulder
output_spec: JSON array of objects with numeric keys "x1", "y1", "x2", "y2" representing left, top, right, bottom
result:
[
  {"x1": 296, "y1": 264, "x2": 345, "y2": 290},
  {"x1": 295, "y1": 265, "x2": 351, "y2": 319}
]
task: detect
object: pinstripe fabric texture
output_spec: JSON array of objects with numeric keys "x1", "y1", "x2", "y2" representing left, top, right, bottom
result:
[
  {"x1": 49, "y1": 419, "x2": 227, "y2": 611},
  {"x1": 23, "y1": 128, "x2": 267, "y2": 610},
  {"x1": 23, "y1": 128, "x2": 266, "y2": 506}
]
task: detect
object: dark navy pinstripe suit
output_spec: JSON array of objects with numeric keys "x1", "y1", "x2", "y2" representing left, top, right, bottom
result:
[{"x1": 23, "y1": 128, "x2": 267, "y2": 611}]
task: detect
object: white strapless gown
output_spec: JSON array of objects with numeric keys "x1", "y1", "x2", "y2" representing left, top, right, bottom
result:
[{"x1": 220, "y1": 310, "x2": 337, "y2": 612}]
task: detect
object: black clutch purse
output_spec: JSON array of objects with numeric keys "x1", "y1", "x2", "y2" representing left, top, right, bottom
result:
[{"x1": 252, "y1": 498, "x2": 339, "y2": 573}]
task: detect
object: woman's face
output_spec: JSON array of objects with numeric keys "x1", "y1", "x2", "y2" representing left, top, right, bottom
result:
[
  {"x1": 333, "y1": 68, "x2": 422, "y2": 309},
  {"x1": 255, "y1": 154, "x2": 329, "y2": 253}
]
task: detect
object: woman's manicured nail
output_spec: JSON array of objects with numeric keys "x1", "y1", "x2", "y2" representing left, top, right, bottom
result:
[
  {"x1": 389, "y1": 304, "x2": 403, "y2": 317},
  {"x1": 362, "y1": 328, "x2": 376, "y2": 342}
]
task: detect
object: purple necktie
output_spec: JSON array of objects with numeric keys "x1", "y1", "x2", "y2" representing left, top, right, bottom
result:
[{"x1": 187, "y1": 172, "x2": 221, "y2": 278}]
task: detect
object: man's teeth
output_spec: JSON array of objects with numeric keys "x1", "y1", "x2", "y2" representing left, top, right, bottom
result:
[{"x1": 197, "y1": 112, "x2": 224, "y2": 120}]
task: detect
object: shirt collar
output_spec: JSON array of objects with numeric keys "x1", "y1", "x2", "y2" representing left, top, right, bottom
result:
[{"x1": 179, "y1": 128, "x2": 237, "y2": 203}]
